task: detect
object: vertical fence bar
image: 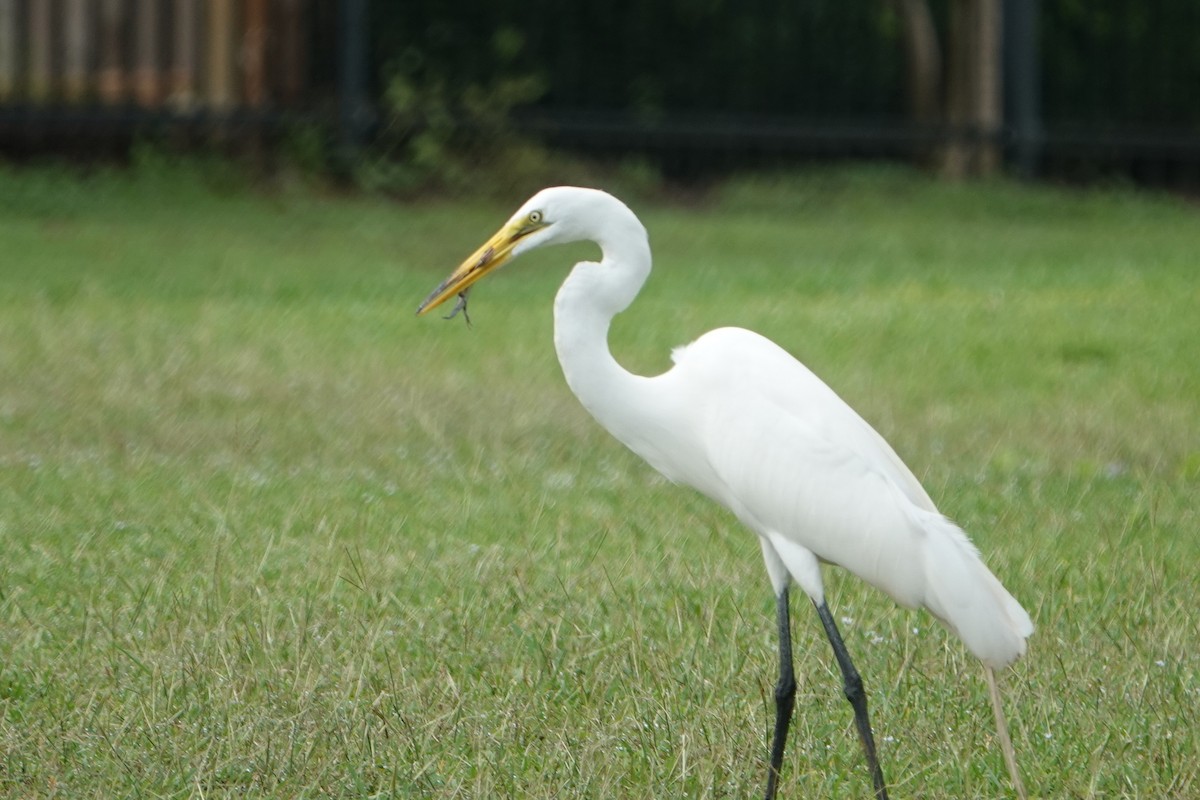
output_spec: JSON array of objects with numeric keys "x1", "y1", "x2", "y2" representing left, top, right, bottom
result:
[
  {"x1": 278, "y1": 0, "x2": 306, "y2": 105},
  {"x1": 63, "y1": 0, "x2": 91, "y2": 102},
  {"x1": 0, "y1": 0, "x2": 16, "y2": 102},
  {"x1": 242, "y1": 0, "x2": 268, "y2": 108},
  {"x1": 98, "y1": 0, "x2": 127, "y2": 104},
  {"x1": 135, "y1": 0, "x2": 162, "y2": 107},
  {"x1": 1005, "y1": 0, "x2": 1043, "y2": 178},
  {"x1": 28, "y1": 0, "x2": 53, "y2": 102},
  {"x1": 171, "y1": 0, "x2": 197, "y2": 109},
  {"x1": 207, "y1": 0, "x2": 236, "y2": 112},
  {"x1": 337, "y1": 0, "x2": 369, "y2": 165}
]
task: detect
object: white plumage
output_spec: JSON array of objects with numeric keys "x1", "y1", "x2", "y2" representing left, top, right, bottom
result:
[
  {"x1": 662, "y1": 327, "x2": 1033, "y2": 669},
  {"x1": 418, "y1": 186, "x2": 1033, "y2": 799}
]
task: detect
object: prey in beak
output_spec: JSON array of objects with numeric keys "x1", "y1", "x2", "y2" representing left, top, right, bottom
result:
[
  {"x1": 416, "y1": 210, "x2": 548, "y2": 321},
  {"x1": 442, "y1": 288, "x2": 472, "y2": 325}
]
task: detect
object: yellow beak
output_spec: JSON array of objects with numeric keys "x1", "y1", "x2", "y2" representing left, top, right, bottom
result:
[{"x1": 417, "y1": 217, "x2": 543, "y2": 316}]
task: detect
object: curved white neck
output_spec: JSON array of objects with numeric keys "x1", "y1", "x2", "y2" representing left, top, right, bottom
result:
[{"x1": 551, "y1": 214, "x2": 652, "y2": 430}]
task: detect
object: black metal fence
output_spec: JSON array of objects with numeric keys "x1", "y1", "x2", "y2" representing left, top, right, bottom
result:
[
  {"x1": 2, "y1": 0, "x2": 1199, "y2": 187},
  {"x1": 369, "y1": 0, "x2": 1200, "y2": 184}
]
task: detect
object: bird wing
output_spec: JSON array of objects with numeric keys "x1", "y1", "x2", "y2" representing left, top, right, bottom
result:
[
  {"x1": 663, "y1": 327, "x2": 1032, "y2": 667},
  {"x1": 670, "y1": 326, "x2": 936, "y2": 511},
  {"x1": 660, "y1": 328, "x2": 930, "y2": 598}
]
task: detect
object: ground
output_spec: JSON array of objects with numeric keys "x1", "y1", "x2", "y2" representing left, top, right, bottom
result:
[{"x1": 0, "y1": 163, "x2": 1197, "y2": 797}]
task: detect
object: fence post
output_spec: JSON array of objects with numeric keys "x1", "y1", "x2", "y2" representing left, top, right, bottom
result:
[
  {"x1": 337, "y1": 0, "x2": 370, "y2": 169},
  {"x1": 1005, "y1": 0, "x2": 1043, "y2": 178}
]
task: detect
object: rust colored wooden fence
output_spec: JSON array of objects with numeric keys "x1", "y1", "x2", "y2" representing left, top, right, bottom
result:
[{"x1": 0, "y1": 0, "x2": 308, "y2": 113}]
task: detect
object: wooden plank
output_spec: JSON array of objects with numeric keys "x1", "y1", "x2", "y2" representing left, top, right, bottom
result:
[
  {"x1": 29, "y1": 0, "x2": 54, "y2": 102},
  {"x1": 170, "y1": 0, "x2": 197, "y2": 109},
  {"x1": 207, "y1": 0, "x2": 235, "y2": 110},
  {"x1": 134, "y1": 0, "x2": 161, "y2": 107},
  {"x1": 98, "y1": 0, "x2": 127, "y2": 104},
  {"x1": 63, "y1": 0, "x2": 92, "y2": 102},
  {"x1": 242, "y1": 0, "x2": 269, "y2": 107},
  {"x1": 0, "y1": 0, "x2": 17, "y2": 101},
  {"x1": 277, "y1": 0, "x2": 306, "y2": 105}
]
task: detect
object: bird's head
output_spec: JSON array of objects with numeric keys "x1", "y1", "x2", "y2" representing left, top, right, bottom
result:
[
  {"x1": 416, "y1": 186, "x2": 637, "y2": 318},
  {"x1": 416, "y1": 187, "x2": 586, "y2": 318}
]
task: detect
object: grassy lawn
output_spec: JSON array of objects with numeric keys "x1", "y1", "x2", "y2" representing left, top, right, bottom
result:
[{"x1": 1, "y1": 163, "x2": 1197, "y2": 798}]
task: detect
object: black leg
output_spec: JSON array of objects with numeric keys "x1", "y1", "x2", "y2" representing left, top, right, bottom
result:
[
  {"x1": 813, "y1": 600, "x2": 889, "y2": 800},
  {"x1": 764, "y1": 588, "x2": 796, "y2": 800}
]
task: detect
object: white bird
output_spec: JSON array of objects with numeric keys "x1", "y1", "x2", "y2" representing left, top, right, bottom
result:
[{"x1": 417, "y1": 187, "x2": 1033, "y2": 800}]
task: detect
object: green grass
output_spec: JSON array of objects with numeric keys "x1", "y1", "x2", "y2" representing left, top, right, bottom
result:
[{"x1": 1, "y1": 163, "x2": 1197, "y2": 798}]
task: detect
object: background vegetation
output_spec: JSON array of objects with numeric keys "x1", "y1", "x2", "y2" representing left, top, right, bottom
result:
[
  {"x1": 0, "y1": 162, "x2": 1197, "y2": 797},
  {"x1": 372, "y1": 0, "x2": 1200, "y2": 126}
]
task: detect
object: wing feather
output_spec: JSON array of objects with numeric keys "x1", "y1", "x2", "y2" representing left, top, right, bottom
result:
[{"x1": 662, "y1": 327, "x2": 1031, "y2": 667}]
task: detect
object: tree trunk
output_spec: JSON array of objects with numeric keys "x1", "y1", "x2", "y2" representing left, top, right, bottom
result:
[
  {"x1": 974, "y1": 0, "x2": 1003, "y2": 175},
  {"x1": 894, "y1": 0, "x2": 941, "y2": 124},
  {"x1": 941, "y1": 0, "x2": 1003, "y2": 179},
  {"x1": 892, "y1": 0, "x2": 942, "y2": 165}
]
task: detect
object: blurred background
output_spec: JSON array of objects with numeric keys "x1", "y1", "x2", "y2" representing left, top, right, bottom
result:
[
  {"x1": 2, "y1": 5, "x2": 1199, "y2": 797},
  {"x1": 1, "y1": 0, "x2": 1198, "y2": 189}
]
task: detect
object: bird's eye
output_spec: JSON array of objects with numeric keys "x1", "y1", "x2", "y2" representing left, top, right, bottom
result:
[{"x1": 529, "y1": 210, "x2": 543, "y2": 224}]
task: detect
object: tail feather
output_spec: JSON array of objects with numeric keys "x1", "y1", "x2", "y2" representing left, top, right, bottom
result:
[{"x1": 919, "y1": 514, "x2": 1033, "y2": 670}]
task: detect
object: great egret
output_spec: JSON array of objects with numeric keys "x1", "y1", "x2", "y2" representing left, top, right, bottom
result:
[{"x1": 417, "y1": 187, "x2": 1033, "y2": 799}]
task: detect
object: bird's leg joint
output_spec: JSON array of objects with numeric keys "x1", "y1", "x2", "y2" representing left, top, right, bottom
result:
[
  {"x1": 842, "y1": 668, "x2": 865, "y2": 705},
  {"x1": 775, "y1": 671, "x2": 796, "y2": 704}
]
